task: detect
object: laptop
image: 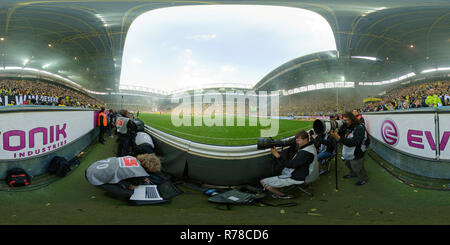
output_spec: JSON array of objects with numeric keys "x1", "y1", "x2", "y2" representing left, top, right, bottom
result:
[{"x1": 129, "y1": 185, "x2": 168, "y2": 205}]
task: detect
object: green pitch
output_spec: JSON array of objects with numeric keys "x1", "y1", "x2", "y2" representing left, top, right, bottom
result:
[{"x1": 138, "y1": 113, "x2": 313, "y2": 146}]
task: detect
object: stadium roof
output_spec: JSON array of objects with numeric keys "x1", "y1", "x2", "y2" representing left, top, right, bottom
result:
[{"x1": 0, "y1": 0, "x2": 449, "y2": 93}]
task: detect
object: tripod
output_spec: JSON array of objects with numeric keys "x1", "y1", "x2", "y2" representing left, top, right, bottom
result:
[{"x1": 335, "y1": 153, "x2": 339, "y2": 190}]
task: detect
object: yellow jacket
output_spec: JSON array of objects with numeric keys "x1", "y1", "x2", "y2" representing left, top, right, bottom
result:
[{"x1": 425, "y1": 95, "x2": 442, "y2": 107}]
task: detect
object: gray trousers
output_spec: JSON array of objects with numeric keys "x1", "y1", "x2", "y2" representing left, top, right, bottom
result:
[{"x1": 345, "y1": 157, "x2": 368, "y2": 181}]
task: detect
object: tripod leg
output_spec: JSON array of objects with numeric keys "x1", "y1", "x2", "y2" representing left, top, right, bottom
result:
[
  {"x1": 335, "y1": 154, "x2": 338, "y2": 190},
  {"x1": 297, "y1": 185, "x2": 313, "y2": 197}
]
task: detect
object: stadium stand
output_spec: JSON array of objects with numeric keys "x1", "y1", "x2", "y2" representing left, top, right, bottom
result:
[
  {"x1": 363, "y1": 80, "x2": 450, "y2": 112},
  {"x1": 0, "y1": 79, "x2": 104, "y2": 108},
  {"x1": 279, "y1": 89, "x2": 363, "y2": 116}
]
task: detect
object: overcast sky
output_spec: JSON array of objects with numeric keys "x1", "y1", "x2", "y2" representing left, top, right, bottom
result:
[{"x1": 120, "y1": 5, "x2": 336, "y2": 93}]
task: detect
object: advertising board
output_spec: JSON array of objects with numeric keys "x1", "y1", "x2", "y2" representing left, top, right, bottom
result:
[
  {"x1": 364, "y1": 113, "x2": 437, "y2": 159},
  {"x1": 0, "y1": 110, "x2": 95, "y2": 160},
  {"x1": 438, "y1": 113, "x2": 450, "y2": 160}
]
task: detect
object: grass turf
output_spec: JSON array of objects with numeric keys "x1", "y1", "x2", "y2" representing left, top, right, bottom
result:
[
  {"x1": 0, "y1": 134, "x2": 449, "y2": 225},
  {"x1": 138, "y1": 113, "x2": 313, "y2": 146}
]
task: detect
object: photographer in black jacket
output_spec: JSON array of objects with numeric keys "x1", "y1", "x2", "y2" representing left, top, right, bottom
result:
[
  {"x1": 330, "y1": 112, "x2": 368, "y2": 186},
  {"x1": 311, "y1": 130, "x2": 336, "y2": 175},
  {"x1": 260, "y1": 130, "x2": 318, "y2": 199}
]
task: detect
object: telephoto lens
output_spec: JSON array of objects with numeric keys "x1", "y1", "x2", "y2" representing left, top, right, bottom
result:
[
  {"x1": 257, "y1": 137, "x2": 295, "y2": 150},
  {"x1": 313, "y1": 119, "x2": 345, "y2": 134}
]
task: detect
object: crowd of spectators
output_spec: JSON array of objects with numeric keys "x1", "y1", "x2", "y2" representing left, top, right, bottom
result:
[
  {"x1": 0, "y1": 79, "x2": 104, "y2": 108},
  {"x1": 5, "y1": 78, "x2": 443, "y2": 115},
  {"x1": 279, "y1": 89, "x2": 362, "y2": 116},
  {"x1": 362, "y1": 81, "x2": 450, "y2": 112},
  {"x1": 279, "y1": 80, "x2": 450, "y2": 116}
]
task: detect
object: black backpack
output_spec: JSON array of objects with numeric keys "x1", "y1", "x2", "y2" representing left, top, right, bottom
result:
[
  {"x1": 6, "y1": 168, "x2": 31, "y2": 187},
  {"x1": 48, "y1": 156, "x2": 73, "y2": 177}
]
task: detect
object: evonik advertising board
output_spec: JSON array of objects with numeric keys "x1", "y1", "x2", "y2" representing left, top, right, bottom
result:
[
  {"x1": 438, "y1": 113, "x2": 450, "y2": 160},
  {"x1": 0, "y1": 110, "x2": 95, "y2": 160},
  {"x1": 364, "y1": 113, "x2": 440, "y2": 159}
]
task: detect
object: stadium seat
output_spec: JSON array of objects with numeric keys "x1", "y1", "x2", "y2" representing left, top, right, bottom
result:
[
  {"x1": 320, "y1": 146, "x2": 338, "y2": 175},
  {"x1": 316, "y1": 137, "x2": 338, "y2": 175},
  {"x1": 285, "y1": 156, "x2": 320, "y2": 197}
]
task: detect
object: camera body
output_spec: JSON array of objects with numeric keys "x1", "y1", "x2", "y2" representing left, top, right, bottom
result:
[
  {"x1": 308, "y1": 129, "x2": 315, "y2": 137},
  {"x1": 313, "y1": 119, "x2": 345, "y2": 135}
]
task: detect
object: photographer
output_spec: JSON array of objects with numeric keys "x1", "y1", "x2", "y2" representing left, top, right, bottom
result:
[
  {"x1": 85, "y1": 154, "x2": 161, "y2": 199},
  {"x1": 260, "y1": 130, "x2": 318, "y2": 199},
  {"x1": 109, "y1": 109, "x2": 117, "y2": 137},
  {"x1": 133, "y1": 131, "x2": 155, "y2": 155},
  {"x1": 330, "y1": 112, "x2": 368, "y2": 186},
  {"x1": 116, "y1": 110, "x2": 134, "y2": 157},
  {"x1": 311, "y1": 130, "x2": 336, "y2": 175}
]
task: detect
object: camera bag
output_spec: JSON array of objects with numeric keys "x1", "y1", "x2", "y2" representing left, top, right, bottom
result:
[
  {"x1": 6, "y1": 168, "x2": 31, "y2": 187},
  {"x1": 48, "y1": 156, "x2": 78, "y2": 177}
]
